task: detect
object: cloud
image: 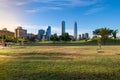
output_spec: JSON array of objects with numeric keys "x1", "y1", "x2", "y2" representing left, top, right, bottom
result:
[
  {"x1": 84, "y1": 7, "x2": 105, "y2": 15},
  {"x1": 15, "y1": 1, "x2": 28, "y2": 6},
  {"x1": 31, "y1": 0, "x2": 100, "y2": 6},
  {"x1": 0, "y1": 0, "x2": 103, "y2": 13},
  {"x1": 25, "y1": 6, "x2": 61, "y2": 13},
  {"x1": 58, "y1": 0, "x2": 100, "y2": 7},
  {"x1": 23, "y1": 0, "x2": 102, "y2": 13},
  {"x1": 0, "y1": 0, "x2": 102, "y2": 7}
]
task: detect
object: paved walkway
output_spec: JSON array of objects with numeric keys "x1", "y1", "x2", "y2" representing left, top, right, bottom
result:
[{"x1": 0, "y1": 45, "x2": 4, "y2": 48}]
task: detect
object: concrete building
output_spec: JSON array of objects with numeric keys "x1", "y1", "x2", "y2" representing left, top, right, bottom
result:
[
  {"x1": 38, "y1": 29, "x2": 45, "y2": 40},
  {"x1": 74, "y1": 22, "x2": 77, "y2": 40},
  {"x1": 46, "y1": 26, "x2": 51, "y2": 40},
  {"x1": 62, "y1": 21, "x2": 65, "y2": 34},
  {"x1": 14, "y1": 27, "x2": 27, "y2": 39}
]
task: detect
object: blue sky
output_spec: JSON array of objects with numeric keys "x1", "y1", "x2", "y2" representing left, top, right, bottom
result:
[{"x1": 0, "y1": 0, "x2": 120, "y2": 37}]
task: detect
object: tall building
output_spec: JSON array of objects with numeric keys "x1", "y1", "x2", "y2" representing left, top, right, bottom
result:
[
  {"x1": 74, "y1": 22, "x2": 77, "y2": 40},
  {"x1": 38, "y1": 29, "x2": 45, "y2": 40},
  {"x1": 79, "y1": 34, "x2": 82, "y2": 40},
  {"x1": 81, "y1": 33, "x2": 89, "y2": 40},
  {"x1": 62, "y1": 21, "x2": 65, "y2": 34},
  {"x1": 84, "y1": 33, "x2": 89, "y2": 39},
  {"x1": 14, "y1": 27, "x2": 27, "y2": 39},
  {"x1": 46, "y1": 26, "x2": 51, "y2": 40},
  {"x1": 82, "y1": 34, "x2": 85, "y2": 39}
]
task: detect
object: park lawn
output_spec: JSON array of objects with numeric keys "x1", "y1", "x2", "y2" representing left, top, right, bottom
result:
[{"x1": 0, "y1": 46, "x2": 120, "y2": 80}]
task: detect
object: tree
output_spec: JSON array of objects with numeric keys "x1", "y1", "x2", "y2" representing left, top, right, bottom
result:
[
  {"x1": 59, "y1": 33, "x2": 71, "y2": 41},
  {"x1": 112, "y1": 29, "x2": 118, "y2": 39},
  {"x1": 93, "y1": 28, "x2": 113, "y2": 45},
  {"x1": 50, "y1": 34, "x2": 59, "y2": 41}
]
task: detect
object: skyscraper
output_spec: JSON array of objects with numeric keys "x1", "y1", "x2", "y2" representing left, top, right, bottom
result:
[
  {"x1": 74, "y1": 22, "x2": 77, "y2": 40},
  {"x1": 62, "y1": 21, "x2": 65, "y2": 34},
  {"x1": 46, "y1": 26, "x2": 51, "y2": 40}
]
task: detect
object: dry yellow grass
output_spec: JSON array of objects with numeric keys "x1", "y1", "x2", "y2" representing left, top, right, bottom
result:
[{"x1": 0, "y1": 46, "x2": 120, "y2": 60}]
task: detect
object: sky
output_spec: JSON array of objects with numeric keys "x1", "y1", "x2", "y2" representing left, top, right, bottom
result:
[{"x1": 0, "y1": 0, "x2": 120, "y2": 37}]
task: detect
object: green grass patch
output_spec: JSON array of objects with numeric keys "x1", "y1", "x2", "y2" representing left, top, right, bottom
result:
[{"x1": 0, "y1": 46, "x2": 120, "y2": 80}]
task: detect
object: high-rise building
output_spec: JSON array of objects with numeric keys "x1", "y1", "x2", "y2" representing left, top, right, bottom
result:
[
  {"x1": 38, "y1": 29, "x2": 45, "y2": 40},
  {"x1": 62, "y1": 21, "x2": 65, "y2": 34},
  {"x1": 46, "y1": 26, "x2": 51, "y2": 40},
  {"x1": 14, "y1": 26, "x2": 27, "y2": 39},
  {"x1": 84, "y1": 33, "x2": 89, "y2": 39},
  {"x1": 82, "y1": 34, "x2": 85, "y2": 39},
  {"x1": 79, "y1": 34, "x2": 82, "y2": 40},
  {"x1": 74, "y1": 22, "x2": 77, "y2": 40}
]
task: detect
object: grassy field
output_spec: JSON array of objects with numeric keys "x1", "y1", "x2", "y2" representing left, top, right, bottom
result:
[{"x1": 0, "y1": 45, "x2": 120, "y2": 80}]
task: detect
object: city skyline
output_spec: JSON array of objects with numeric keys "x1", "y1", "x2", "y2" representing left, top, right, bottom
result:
[{"x1": 0, "y1": 0, "x2": 120, "y2": 36}]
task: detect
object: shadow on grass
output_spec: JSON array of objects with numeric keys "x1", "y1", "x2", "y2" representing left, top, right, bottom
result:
[
  {"x1": 1, "y1": 53, "x2": 120, "y2": 80},
  {"x1": 10, "y1": 71, "x2": 120, "y2": 80},
  {"x1": 25, "y1": 39, "x2": 120, "y2": 46},
  {"x1": 26, "y1": 41, "x2": 98, "y2": 46},
  {"x1": 0, "y1": 52, "x2": 101, "y2": 60}
]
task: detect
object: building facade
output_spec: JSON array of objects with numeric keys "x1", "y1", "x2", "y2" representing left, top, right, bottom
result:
[
  {"x1": 14, "y1": 27, "x2": 27, "y2": 39},
  {"x1": 38, "y1": 29, "x2": 45, "y2": 40},
  {"x1": 62, "y1": 21, "x2": 65, "y2": 34},
  {"x1": 46, "y1": 26, "x2": 51, "y2": 40},
  {"x1": 74, "y1": 22, "x2": 77, "y2": 40}
]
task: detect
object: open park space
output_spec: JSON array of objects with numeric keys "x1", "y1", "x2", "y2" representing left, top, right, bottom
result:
[{"x1": 0, "y1": 45, "x2": 120, "y2": 80}]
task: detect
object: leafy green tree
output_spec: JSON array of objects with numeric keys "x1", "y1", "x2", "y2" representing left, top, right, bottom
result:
[
  {"x1": 59, "y1": 33, "x2": 71, "y2": 41},
  {"x1": 50, "y1": 34, "x2": 59, "y2": 41},
  {"x1": 112, "y1": 29, "x2": 118, "y2": 39},
  {"x1": 27, "y1": 36, "x2": 36, "y2": 42},
  {"x1": 93, "y1": 28, "x2": 113, "y2": 45}
]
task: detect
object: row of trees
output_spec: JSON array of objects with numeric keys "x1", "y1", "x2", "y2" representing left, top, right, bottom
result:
[
  {"x1": 93, "y1": 27, "x2": 118, "y2": 45},
  {"x1": 50, "y1": 33, "x2": 71, "y2": 41}
]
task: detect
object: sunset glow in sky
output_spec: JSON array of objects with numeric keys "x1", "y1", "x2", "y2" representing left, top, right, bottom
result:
[{"x1": 0, "y1": 0, "x2": 120, "y2": 36}]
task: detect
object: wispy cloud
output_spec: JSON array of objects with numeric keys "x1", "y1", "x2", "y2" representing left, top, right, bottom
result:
[
  {"x1": 25, "y1": 6, "x2": 61, "y2": 13},
  {"x1": 0, "y1": 0, "x2": 103, "y2": 13},
  {"x1": 58, "y1": 0, "x2": 100, "y2": 7},
  {"x1": 15, "y1": 1, "x2": 28, "y2": 6},
  {"x1": 84, "y1": 7, "x2": 105, "y2": 15},
  {"x1": 31, "y1": 0, "x2": 100, "y2": 6}
]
